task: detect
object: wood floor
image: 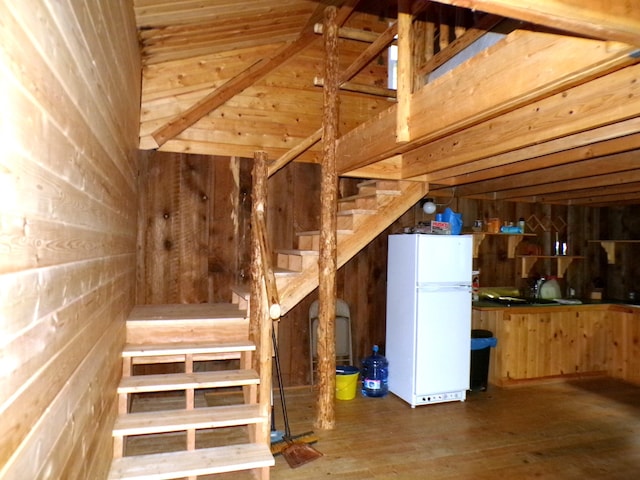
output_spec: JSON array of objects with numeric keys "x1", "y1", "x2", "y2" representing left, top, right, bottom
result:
[{"x1": 127, "y1": 377, "x2": 640, "y2": 479}]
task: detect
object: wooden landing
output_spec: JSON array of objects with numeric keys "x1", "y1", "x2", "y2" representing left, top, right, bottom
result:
[
  {"x1": 128, "y1": 303, "x2": 246, "y2": 321},
  {"x1": 108, "y1": 443, "x2": 273, "y2": 480}
]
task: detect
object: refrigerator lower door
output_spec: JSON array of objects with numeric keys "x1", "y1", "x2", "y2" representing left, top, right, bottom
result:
[{"x1": 414, "y1": 285, "x2": 471, "y2": 403}]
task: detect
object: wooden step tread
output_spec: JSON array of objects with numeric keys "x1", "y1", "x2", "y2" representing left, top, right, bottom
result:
[
  {"x1": 273, "y1": 267, "x2": 301, "y2": 277},
  {"x1": 276, "y1": 249, "x2": 319, "y2": 255},
  {"x1": 113, "y1": 405, "x2": 264, "y2": 436},
  {"x1": 128, "y1": 303, "x2": 246, "y2": 322},
  {"x1": 118, "y1": 370, "x2": 259, "y2": 394},
  {"x1": 296, "y1": 229, "x2": 353, "y2": 235},
  {"x1": 337, "y1": 208, "x2": 377, "y2": 215},
  {"x1": 108, "y1": 443, "x2": 274, "y2": 480},
  {"x1": 123, "y1": 341, "x2": 255, "y2": 358}
]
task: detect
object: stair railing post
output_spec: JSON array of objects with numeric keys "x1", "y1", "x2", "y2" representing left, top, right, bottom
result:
[
  {"x1": 315, "y1": 5, "x2": 339, "y2": 431},
  {"x1": 250, "y1": 150, "x2": 276, "y2": 448}
]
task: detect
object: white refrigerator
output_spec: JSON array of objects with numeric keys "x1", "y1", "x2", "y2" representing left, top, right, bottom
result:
[{"x1": 385, "y1": 234, "x2": 472, "y2": 407}]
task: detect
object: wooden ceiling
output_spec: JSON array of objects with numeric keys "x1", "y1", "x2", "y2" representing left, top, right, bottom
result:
[{"x1": 133, "y1": 1, "x2": 640, "y2": 206}]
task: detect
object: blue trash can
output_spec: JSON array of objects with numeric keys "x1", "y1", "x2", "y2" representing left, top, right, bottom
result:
[{"x1": 470, "y1": 329, "x2": 497, "y2": 391}]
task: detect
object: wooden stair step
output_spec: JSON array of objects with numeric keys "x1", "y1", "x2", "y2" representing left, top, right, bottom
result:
[
  {"x1": 108, "y1": 443, "x2": 274, "y2": 480},
  {"x1": 356, "y1": 179, "x2": 403, "y2": 194},
  {"x1": 127, "y1": 303, "x2": 246, "y2": 322},
  {"x1": 123, "y1": 341, "x2": 255, "y2": 358},
  {"x1": 113, "y1": 404, "x2": 264, "y2": 437},
  {"x1": 337, "y1": 208, "x2": 377, "y2": 216},
  {"x1": 118, "y1": 370, "x2": 259, "y2": 394}
]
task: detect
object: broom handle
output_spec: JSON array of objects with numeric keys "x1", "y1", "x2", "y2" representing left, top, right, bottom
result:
[{"x1": 272, "y1": 327, "x2": 291, "y2": 439}]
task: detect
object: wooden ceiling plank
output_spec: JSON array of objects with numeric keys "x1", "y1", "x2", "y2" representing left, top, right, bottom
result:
[
  {"x1": 401, "y1": 62, "x2": 640, "y2": 179},
  {"x1": 530, "y1": 182, "x2": 640, "y2": 204},
  {"x1": 337, "y1": 29, "x2": 639, "y2": 174},
  {"x1": 423, "y1": 118, "x2": 640, "y2": 184},
  {"x1": 150, "y1": 33, "x2": 318, "y2": 148},
  {"x1": 494, "y1": 169, "x2": 640, "y2": 200},
  {"x1": 452, "y1": 145, "x2": 640, "y2": 197},
  {"x1": 427, "y1": 0, "x2": 640, "y2": 45}
]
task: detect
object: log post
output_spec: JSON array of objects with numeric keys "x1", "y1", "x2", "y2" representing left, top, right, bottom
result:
[
  {"x1": 249, "y1": 150, "x2": 272, "y2": 445},
  {"x1": 315, "y1": 5, "x2": 339, "y2": 431}
]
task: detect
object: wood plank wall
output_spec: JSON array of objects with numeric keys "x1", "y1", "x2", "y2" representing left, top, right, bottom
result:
[
  {"x1": 135, "y1": 152, "x2": 640, "y2": 387},
  {"x1": 0, "y1": 1, "x2": 141, "y2": 478}
]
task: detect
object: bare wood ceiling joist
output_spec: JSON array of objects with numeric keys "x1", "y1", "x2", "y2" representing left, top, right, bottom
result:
[
  {"x1": 337, "y1": 29, "x2": 640, "y2": 175},
  {"x1": 428, "y1": 0, "x2": 640, "y2": 46}
]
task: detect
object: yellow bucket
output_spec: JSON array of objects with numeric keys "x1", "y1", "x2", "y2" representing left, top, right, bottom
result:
[{"x1": 335, "y1": 366, "x2": 359, "y2": 400}]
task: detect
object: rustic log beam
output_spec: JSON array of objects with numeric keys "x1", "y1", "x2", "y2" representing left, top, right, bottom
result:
[
  {"x1": 429, "y1": 0, "x2": 640, "y2": 46},
  {"x1": 313, "y1": 23, "x2": 381, "y2": 43},
  {"x1": 249, "y1": 150, "x2": 272, "y2": 447},
  {"x1": 150, "y1": 33, "x2": 317, "y2": 148},
  {"x1": 337, "y1": 30, "x2": 639, "y2": 175},
  {"x1": 315, "y1": 5, "x2": 339, "y2": 432},
  {"x1": 313, "y1": 77, "x2": 397, "y2": 98},
  {"x1": 253, "y1": 210, "x2": 281, "y2": 319}
]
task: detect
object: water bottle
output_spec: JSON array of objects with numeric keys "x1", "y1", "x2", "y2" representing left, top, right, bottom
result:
[{"x1": 361, "y1": 345, "x2": 388, "y2": 397}]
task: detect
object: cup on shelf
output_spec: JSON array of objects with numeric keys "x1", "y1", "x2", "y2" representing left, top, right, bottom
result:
[{"x1": 487, "y1": 218, "x2": 500, "y2": 233}]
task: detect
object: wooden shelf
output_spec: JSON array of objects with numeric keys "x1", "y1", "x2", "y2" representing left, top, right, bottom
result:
[
  {"x1": 589, "y1": 240, "x2": 640, "y2": 264},
  {"x1": 518, "y1": 255, "x2": 584, "y2": 278},
  {"x1": 472, "y1": 232, "x2": 536, "y2": 259}
]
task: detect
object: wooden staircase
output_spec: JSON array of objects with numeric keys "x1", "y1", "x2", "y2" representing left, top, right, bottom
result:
[
  {"x1": 107, "y1": 179, "x2": 424, "y2": 479},
  {"x1": 108, "y1": 303, "x2": 273, "y2": 480},
  {"x1": 274, "y1": 179, "x2": 426, "y2": 315}
]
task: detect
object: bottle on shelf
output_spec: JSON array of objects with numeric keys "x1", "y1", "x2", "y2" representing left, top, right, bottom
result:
[{"x1": 361, "y1": 345, "x2": 388, "y2": 398}]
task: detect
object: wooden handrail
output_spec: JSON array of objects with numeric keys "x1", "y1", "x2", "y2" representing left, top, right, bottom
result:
[
  {"x1": 253, "y1": 209, "x2": 281, "y2": 319},
  {"x1": 267, "y1": 127, "x2": 322, "y2": 178}
]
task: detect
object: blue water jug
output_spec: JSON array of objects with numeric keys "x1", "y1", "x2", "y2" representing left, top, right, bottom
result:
[{"x1": 361, "y1": 345, "x2": 388, "y2": 397}]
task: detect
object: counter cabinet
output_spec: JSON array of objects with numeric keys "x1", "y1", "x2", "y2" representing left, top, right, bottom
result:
[{"x1": 472, "y1": 303, "x2": 640, "y2": 387}]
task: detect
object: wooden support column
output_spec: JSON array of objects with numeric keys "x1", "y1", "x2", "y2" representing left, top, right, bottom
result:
[
  {"x1": 250, "y1": 150, "x2": 272, "y2": 445},
  {"x1": 315, "y1": 5, "x2": 339, "y2": 431},
  {"x1": 396, "y1": 0, "x2": 413, "y2": 143}
]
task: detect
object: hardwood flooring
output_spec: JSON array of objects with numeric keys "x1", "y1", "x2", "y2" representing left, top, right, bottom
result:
[{"x1": 128, "y1": 377, "x2": 640, "y2": 479}]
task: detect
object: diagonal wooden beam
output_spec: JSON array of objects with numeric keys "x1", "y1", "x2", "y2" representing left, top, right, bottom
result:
[
  {"x1": 428, "y1": 0, "x2": 640, "y2": 45},
  {"x1": 150, "y1": 33, "x2": 317, "y2": 148}
]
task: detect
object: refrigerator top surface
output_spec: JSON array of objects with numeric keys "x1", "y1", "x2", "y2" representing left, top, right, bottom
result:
[{"x1": 389, "y1": 234, "x2": 472, "y2": 284}]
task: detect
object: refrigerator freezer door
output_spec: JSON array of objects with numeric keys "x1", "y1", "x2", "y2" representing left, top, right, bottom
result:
[
  {"x1": 415, "y1": 235, "x2": 473, "y2": 284},
  {"x1": 414, "y1": 286, "x2": 471, "y2": 397}
]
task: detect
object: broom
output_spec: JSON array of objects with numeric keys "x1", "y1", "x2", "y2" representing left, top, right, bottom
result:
[{"x1": 270, "y1": 328, "x2": 323, "y2": 468}]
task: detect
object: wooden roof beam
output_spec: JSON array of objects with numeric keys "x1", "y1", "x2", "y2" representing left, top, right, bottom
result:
[
  {"x1": 428, "y1": 0, "x2": 640, "y2": 46},
  {"x1": 337, "y1": 30, "x2": 639, "y2": 175}
]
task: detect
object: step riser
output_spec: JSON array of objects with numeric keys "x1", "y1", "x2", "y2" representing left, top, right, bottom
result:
[{"x1": 126, "y1": 318, "x2": 249, "y2": 345}]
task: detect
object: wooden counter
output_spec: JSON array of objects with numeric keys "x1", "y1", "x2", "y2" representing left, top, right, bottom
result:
[{"x1": 472, "y1": 302, "x2": 640, "y2": 387}]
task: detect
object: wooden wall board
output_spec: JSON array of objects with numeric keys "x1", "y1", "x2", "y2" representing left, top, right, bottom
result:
[{"x1": 0, "y1": 0, "x2": 141, "y2": 478}]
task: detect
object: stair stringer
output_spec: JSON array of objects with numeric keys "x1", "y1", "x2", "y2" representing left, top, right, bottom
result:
[{"x1": 276, "y1": 180, "x2": 426, "y2": 315}]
